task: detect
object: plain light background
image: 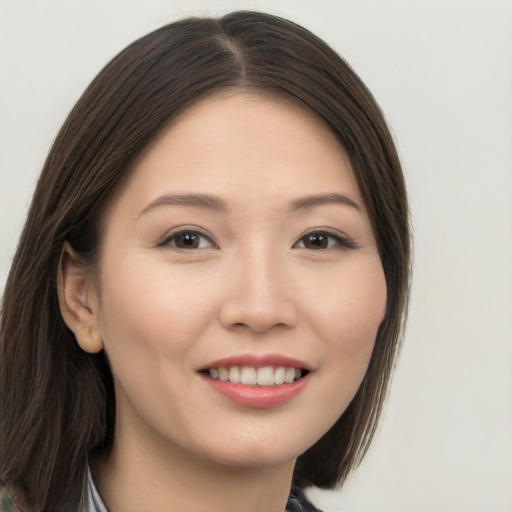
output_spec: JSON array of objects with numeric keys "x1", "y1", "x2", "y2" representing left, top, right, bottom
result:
[{"x1": 1, "y1": 1, "x2": 511, "y2": 510}]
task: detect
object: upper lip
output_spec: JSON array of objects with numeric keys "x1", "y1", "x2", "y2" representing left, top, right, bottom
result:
[{"x1": 199, "y1": 353, "x2": 313, "y2": 372}]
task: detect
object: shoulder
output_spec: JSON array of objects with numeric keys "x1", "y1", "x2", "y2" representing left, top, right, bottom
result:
[{"x1": 0, "y1": 481, "x2": 20, "y2": 512}]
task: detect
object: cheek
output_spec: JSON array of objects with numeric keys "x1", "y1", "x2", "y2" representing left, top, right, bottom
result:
[
  {"x1": 307, "y1": 258, "x2": 387, "y2": 373},
  {"x1": 280, "y1": 260, "x2": 387, "y2": 455},
  {"x1": 95, "y1": 254, "x2": 218, "y2": 361},
  {"x1": 93, "y1": 256, "x2": 222, "y2": 435}
]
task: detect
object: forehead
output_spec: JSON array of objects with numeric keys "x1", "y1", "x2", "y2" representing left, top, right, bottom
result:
[{"x1": 109, "y1": 91, "x2": 361, "y2": 215}]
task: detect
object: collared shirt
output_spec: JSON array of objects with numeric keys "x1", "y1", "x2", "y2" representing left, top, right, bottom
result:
[
  {"x1": 85, "y1": 470, "x2": 318, "y2": 512},
  {"x1": 86, "y1": 468, "x2": 108, "y2": 512},
  {"x1": 0, "y1": 482, "x2": 17, "y2": 512},
  {"x1": 0, "y1": 473, "x2": 320, "y2": 512}
]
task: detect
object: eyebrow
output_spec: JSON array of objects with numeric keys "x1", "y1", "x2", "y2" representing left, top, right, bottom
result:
[
  {"x1": 138, "y1": 193, "x2": 230, "y2": 217},
  {"x1": 290, "y1": 193, "x2": 361, "y2": 212},
  {"x1": 138, "y1": 191, "x2": 360, "y2": 217}
]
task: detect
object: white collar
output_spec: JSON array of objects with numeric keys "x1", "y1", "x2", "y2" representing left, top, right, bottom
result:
[
  {"x1": 84, "y1": 466, "x2": 307, "y2": 512},
  {"x1": 86, "y1": 467, "x2": 108, "y2": 512}
]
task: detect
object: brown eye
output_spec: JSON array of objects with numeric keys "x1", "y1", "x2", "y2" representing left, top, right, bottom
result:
[
  {"x1": 160, "y1": 230, "x2": 215, "y2": 250},
  {"x1": 302, "y1": 233, "x2": 329, "y2": 249},
  {"x1": 175, "y1": 233, "x2": 202, "y2": 248},
  {"x1": 294, "y1": 230, "x2": 357, "y2": 250}
]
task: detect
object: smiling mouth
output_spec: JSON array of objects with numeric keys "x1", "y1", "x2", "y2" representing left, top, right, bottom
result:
[{"x1": 200, "y1": 366, "x2": 308, "y2": 386}]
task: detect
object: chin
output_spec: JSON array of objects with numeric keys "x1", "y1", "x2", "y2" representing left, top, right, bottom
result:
[
  {"x1": 195, "y1": 430, "x2": 316, "y2": 470},
  {"x1": 210, "y1": 450, "x2": 297, "y2": 470}
]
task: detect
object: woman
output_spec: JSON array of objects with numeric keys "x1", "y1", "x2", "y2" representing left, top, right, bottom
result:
[{"x1": 0, "y1": 11, "x2": 410, "y2": 512}]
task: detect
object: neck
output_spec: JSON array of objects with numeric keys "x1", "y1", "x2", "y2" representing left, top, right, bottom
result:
[{"x1": 93, "y1": 423, "x2": 296, "y2": 512}]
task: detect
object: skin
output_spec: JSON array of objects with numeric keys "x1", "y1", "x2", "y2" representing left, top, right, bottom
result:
[{"x1": 59, "y1": 91, "x2": 387, "y2": 512}]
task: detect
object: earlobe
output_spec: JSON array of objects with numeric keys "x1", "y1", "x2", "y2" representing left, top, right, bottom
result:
[{"x1": 57, "y1": 242, "x2": 103, "y2": 354}]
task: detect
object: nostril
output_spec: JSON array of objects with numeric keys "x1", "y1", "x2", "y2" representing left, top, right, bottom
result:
[
  {"x1": 218, "y1": 281, "x2": 299, "y2": 333},
  {"x1": 219, "y1": 304, "x2": 299, "y2": 334}
]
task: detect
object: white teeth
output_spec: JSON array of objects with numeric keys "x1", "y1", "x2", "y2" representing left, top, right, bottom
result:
[
  {"x1": 240, "y1": 367, "x2": 257, "y2": 385},
  {"x1": 256, "y1": 366, "x2": 274, "y2": 386},
  {"x1": 228, "y1": 366, "x2": 241, "y2": 384},
  {"x1": 284, "y1": 367, "x2": 296, "y2": 383},
  {"x1": 206, "y1": 365, "x2": 305, "y2": 386},
  {"x1": 274, "y1": 366, "x2": 285, "y2": 385}
]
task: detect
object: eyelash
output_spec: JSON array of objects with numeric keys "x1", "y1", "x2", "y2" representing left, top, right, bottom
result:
[
  {"x1": 293, "y1": 230, "x2": 357, "y2": 251},
  {"x1": 157, "y1": 228, "x2": 357, "y2": 251},
  {"x1": 158, "y1": 228, "x2": 217, "y2": 250}
]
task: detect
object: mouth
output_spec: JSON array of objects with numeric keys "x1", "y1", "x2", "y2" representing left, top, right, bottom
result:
[{"x1": 200, "y1": 365, "x2": 309, "y2": 386}]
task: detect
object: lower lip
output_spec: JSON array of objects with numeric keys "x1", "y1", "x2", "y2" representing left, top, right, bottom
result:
[{"x1": 200, "y1": 373, "x2": 311, "y2": 409}]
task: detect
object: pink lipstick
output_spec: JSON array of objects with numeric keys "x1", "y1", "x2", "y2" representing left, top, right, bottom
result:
[{"x1": 198, "y1": 353, "x2": 312, "y2": 409}]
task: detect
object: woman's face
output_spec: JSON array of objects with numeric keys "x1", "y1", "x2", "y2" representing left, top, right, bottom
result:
[{"x1": 91, "y1": 92, "x2": 386, "y2": 469}]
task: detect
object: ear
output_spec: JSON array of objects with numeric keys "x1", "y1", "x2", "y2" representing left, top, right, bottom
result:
[{"x1": 57, "y1": 242, "x2": 103, "y2": 354}]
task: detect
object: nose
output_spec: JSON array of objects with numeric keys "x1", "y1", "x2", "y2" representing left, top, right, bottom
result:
[{"x1": 218, "y1": 248, "x2": 298, "y2": 334}]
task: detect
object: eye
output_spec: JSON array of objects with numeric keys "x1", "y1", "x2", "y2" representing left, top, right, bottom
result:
[
  {"x1": 159, "y1": 229, "x2": 216, "y2": 250},
  {"x1": 293, "y1": 230, "x2": 357, "y2": 250}
]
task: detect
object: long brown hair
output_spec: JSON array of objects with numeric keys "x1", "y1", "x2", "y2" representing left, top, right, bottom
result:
[{"x1": 0, "y1": 11, "x2": 410, "y2": 511}]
